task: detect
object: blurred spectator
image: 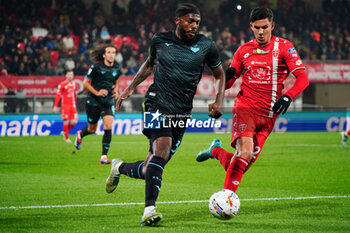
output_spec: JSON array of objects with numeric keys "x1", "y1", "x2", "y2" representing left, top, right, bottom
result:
[
  {"x1": 100, "y1": 26, "x2": 111, "y2": 42},
  {"x1": 65, "y1": 56, "x2": 75, "y2": 70},
  {"x1": 16, "y1": 87, "x2": 28, "y2": 113},
  {"x1": 0, "y1": 0, "x2": 348, "y2": 77},
  {"x1": 34, "y1": 62, "x2": 49, "y2": 76},
  {"x1": 63, "y1": 35, "x2": 74, "y2": 51},
  {"x1": 18, "y1": 62, "x2": 31, "y2": 76},
  {"x1": 0, "y1": 60, "x2": 8, "y2": 76},
  {"x1": 74, "y1": 61, "x2": 88, "y2": 75},
  {"x1": 53, "y1": 60, "x2": 65, "y2": 76},
  {"x1": 5, "y1": 87, "x2": 16, "y2": 113},
  {"x1": 7, "y1": 55, "x2": 20, "y2": 74}
]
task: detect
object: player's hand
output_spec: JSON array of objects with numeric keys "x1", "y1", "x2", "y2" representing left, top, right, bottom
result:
[
  {"x1": 208, "y1": 102, "x2": 223, "y2": 119},
  {"x1": 97, "y1": 89, "x2": 108, "y2": 97},
  {"x1": 112, "y1": 91, "x2": 119, "y2": 99},
  {"x1": 115, "y1": 88, "x2": 134, "y2": 111},
  {"x1": 52, "y1": 107, "x2": 57, "y2": 113},
  {"x1": 225, "y1": 67, "x2": 237, "y2": 82},
  {"x1": 273, "y1": 94, "x2": 292, "y2": 115}
]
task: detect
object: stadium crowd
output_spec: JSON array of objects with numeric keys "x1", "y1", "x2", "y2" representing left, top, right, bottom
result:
[{"x1": 0, "y1": 0, "x2": 349, "y2": 77}]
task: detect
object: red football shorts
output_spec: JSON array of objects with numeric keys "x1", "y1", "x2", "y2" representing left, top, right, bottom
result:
[
  {"x1": 61, "y1": 105, "x2": 78, "y2": 121},
  {"x1": 231, "y1": 106, "x2": 275, "y2": 163}
]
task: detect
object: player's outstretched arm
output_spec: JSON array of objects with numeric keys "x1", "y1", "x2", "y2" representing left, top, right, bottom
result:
[
  {"x1": 208, "y1": 65, "x2": 225, "y2": 119},
  {"x1": 273, "y1": 69, "x2": 309, "y2": 115},
  {"x1": 115, "y1": 57, "x2": 156, "y2": 111}
]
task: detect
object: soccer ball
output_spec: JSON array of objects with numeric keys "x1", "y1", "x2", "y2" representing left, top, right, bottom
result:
[{"x1": 209, "y1": 189, "x2": 240, "y2": 220}]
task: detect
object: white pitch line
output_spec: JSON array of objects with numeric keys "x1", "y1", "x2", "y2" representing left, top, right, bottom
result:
[
  {"x1": 0, "y1": 140, "x2": 343, "y2": 147},
  {"x1": 1, "y1": 195, "x2": 349, "y2": 210}
]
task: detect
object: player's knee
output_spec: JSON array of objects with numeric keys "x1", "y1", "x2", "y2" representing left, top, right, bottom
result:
[
  {"x1": 236, "y1": 150, "x2": 253, "y2": 162},
  {"x1": 88, "y1": 126, "x2": 97, "y2": 134}
]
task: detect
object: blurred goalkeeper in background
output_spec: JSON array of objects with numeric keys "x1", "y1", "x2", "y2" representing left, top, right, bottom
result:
[
  {"x1": 74, "y1": 45, "x2": 121, "y2": 164},
  {"x1": 53, "y1": 70, "x2": 78, "y2": 143},
  {"x1": 105, "y1": 3, "x2": 225, "y2": 226},
  {"x1": 196, "y1": 7, "x2": 309, "y2": 193}
]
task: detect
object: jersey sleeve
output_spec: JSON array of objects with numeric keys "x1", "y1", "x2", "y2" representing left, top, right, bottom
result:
[
  {"x1": 282, "y1": 41, "x2": 305, "y2": 73},
  {"x1": 229, "y1": 45, "x2": 244, "y2": 78},
  {"x1": 54, "y1": 83, "x2": 62, "y2": 107},
  {"x1": 149, "y1": 33, "x2": 158, "y2": 59},
  {"x1": 85, "y1": 64, "x2": 96, "y2": 80},
  {"x1": 205, "y1": 41, "x2": 222, "y2": 69}
]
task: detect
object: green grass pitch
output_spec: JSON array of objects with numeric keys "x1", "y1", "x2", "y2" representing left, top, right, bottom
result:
[{"x1": 0, "y1": 132, "x2": 349, "y2": 232}]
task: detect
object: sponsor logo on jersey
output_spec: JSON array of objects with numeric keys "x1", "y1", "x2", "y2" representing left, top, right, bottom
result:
[
  {"x1": 288, "y1": 48, "x2": 297, "y2": 53},
  {"x1": 251, "y1": 61, "x2": 267, "y2": 65},
  {"x1": 292, "y1": 53, "x2": 298, "y2": 58},
  {"x1": 272, "y1": 49, "x2": 279, "y2": 58},
  {"x1": 244, "y1": 52, "x2": 250, "y2": 58},
  {"x1": 253, "y1": 48, "x2": 270, "y2": 54},
  {"x1": 296, "y1": 59, "x2": 302, "y2": 65}
]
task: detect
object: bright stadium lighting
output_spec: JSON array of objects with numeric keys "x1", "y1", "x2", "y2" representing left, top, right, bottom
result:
[{"x1": 237, "y1": 5, "x2": 242, "y2": 10}]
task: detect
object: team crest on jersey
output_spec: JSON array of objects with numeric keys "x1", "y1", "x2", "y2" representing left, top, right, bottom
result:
[
  {"x1": 253, "y1": 48, "x2": 270, "y2": 54},
  {"x1": 239, "y1": 124, "x2": 247, "y2": 133},
  {"x1": 272, "y1": 49, "x2": 279, "y2": 58},
  {"x1": 190, "y1": 45, "x2": 200, "y2": 53}
]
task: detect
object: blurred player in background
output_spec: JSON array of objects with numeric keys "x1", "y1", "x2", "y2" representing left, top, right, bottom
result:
[
  {"x1": 340, "y1": 112, "x2": 349, "y2": 147},
  {"x1": 74, "y1": 45, "x2": 121, "y2": 164},
  {"x1": 53, "y1": 70, "x2": 77, "y2": 143},
  {"x1": 196, "y1": 7, "x2": 309, "y2": 192},
  {"x1": 341, "y1": 130, "x2": 349, "y2": 147},
  {"x1": 105, "y1": 3, "x2": 225, "y2": 226}
]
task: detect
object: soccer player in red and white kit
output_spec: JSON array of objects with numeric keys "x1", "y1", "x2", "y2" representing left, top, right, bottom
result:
[
  {"x1": 196, "y1": 7, "x2": 309, "y2": 193},
  {"x1": 53, "y1": 70, "x2": 78, "y2": 143}
]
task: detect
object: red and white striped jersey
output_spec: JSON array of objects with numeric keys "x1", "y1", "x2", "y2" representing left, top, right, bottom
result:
[
  {"x1": 230, "y1": 36, "x2": 305, "y2": 118},
  {"x1": 54, "y1": 80, "x2": 77, "y2": 107}
]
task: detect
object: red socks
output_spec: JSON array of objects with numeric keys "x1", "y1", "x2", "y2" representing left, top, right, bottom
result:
[
  {"x1": 63, "y1": 124, "x2": 69, "y2": 139},
  {"x1": 347, "y1": 130, "x2": 350, "y2": 136},
  {"x1": 211, "y1": 147, "x2": 249, "y2": 192},
  {"x1": 212, "y1": 147, "x2": 235, "y2": 171},
  {"x1": 68, "y1": 123, "x2": 74, "y2": 130},
  {"x1": 223, "y1": 157, "x2": 249, "y2": 192}
]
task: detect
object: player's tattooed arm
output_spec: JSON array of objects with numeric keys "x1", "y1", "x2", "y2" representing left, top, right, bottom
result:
[{"x1": 115, "y1": 57, "x2": 156, "y2": 111}]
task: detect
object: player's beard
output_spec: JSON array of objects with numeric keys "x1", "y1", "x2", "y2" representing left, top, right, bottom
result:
[{"x1": 179, "y1": 27, "x2": 195, "y2": 45}]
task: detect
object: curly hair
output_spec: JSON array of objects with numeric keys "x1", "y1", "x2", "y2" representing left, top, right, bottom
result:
[{"x1": 91, "y1": 44, "x2": 117, "y2": 62}]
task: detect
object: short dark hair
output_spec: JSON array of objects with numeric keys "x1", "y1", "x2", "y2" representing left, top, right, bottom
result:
[
  {"x1": 91, "y1": 44, "x2": 116, "y2": 62},
  {"x1": 175, "y1": 3, "x2": 200, "y2": 18},
  {"x1": 250, "y1": 7, "x2": 274, "y2": 22}
]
